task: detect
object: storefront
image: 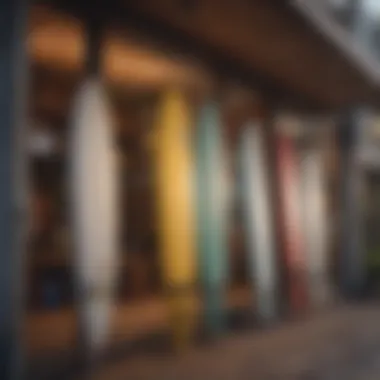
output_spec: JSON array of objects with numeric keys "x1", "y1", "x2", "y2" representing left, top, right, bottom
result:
[{"x1": 3, "y1": 0, "x2": 380, "y2": 379}]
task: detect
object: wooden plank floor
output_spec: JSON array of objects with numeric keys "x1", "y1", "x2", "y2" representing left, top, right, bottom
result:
[
  {"x1": 74, "y1": 303, "x2": 380, "y2": 380},
  {"x1": 27, "y1": 300, "x2": 380, "y2": 379},
  {"x1": 26, "y1": 286, "x2": 251, "y2": 356}
]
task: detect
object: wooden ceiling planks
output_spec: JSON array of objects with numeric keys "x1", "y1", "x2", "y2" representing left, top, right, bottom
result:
[
  {"x1": 29, "y1": 6, "x2": 210, "y2": 88},
  {"x1": 291, "y1": 0, "x2": 380, "y2": 86},
  {"x1": 122, "y1": 0, "x2": 375, "y2": 108},
  {"x1": 28, "y1": 4, "x2": 212, "y2": 126},
  {"x1": 30, "y1": 0, "x2": 380, "y2": 110}
]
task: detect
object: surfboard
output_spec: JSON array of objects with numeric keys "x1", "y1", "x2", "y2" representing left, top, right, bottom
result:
[
  {"x1": 238, "y1": 122, "x2": 277, "y2": 321},
  {"x1": 273, "y1": 123, "x2": 308, "y2": 313},
  {"x1": 299, "y1": 146, "x2": 330, "y2": 308},
  {"x1": 69, "y1": 78, "x2": 118, "y2": 360},
  {"x1": 154, "y1": 89, "x2": 197, "y2": 348},
  {"x1": 339, "y1": 109, "x2": 367, "y2": 298},
  {"x1": 196, "y1": 102, "x2": 230, "y2": 336}
]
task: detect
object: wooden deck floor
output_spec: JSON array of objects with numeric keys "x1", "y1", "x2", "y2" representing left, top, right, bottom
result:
[
  {"x1": 26, "y1": 287, "x2": 251, "y2": 355},
  {"x1": 84, "y1": 304, "x2": 380, "y2": 380},
  {"x1": 27, "y1": 303, "x2": 380, "y2": 379}
]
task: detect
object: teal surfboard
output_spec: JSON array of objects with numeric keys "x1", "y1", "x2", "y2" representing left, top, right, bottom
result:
[
  {"x1": 238, "y1": 123, "x2": 278, "y2": 321},
  {"x1": 196, "y1": 102, "x2": 230, "y2": 336}
]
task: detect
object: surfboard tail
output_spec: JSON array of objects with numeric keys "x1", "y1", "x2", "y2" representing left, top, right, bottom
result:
[
  {"x1": 166, "y1": 290, "x2": 197, "y2": 350},
  {"x1": 203, "y1": 285, "x2": 226, "y2": 336}
]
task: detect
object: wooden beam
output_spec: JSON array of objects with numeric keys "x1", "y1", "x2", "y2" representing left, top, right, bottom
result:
[
  {"x1": 29, "y1": 6, "x2": 211, "y2": 94},
  {"x1": 120, "y1": 0, "x2": 372, "y2": 107},
  {"x1": 291, "y1": 0, "x2": 380, "y2": 86},
  {"x1": 31, "y1": 3, "x2": 322, "y2": 110},
  {"x1": 30, "y1": 1, "x2": 380, "y2": 109}
]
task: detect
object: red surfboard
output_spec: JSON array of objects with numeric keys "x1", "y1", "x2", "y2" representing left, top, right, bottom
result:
[{"x1": 275, "y1": 131, "x2": 308, "y2": 313}]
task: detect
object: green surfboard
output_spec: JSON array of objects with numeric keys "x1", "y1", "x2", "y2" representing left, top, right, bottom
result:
[{"x1": 196, "y1": 102, "x2": 230, "y2": 336}]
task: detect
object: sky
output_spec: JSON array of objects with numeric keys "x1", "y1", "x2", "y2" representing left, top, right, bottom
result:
[{"x1": 363, "y1": 0, "x2": 380, "y2": 16}]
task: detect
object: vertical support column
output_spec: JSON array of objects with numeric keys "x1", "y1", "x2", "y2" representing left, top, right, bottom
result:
[
  {"x1": 339, "y1": 108, "x2": 367, "y2": 298},
  {"x1": 0, "y1": 0, "x2": 28, "y2": 379}
]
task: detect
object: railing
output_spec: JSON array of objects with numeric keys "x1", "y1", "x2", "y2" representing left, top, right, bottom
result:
[
  {"x1": 292, "y1": 0, "x2": 380, "y2": 84},
  {"x1": 309, "y1": 0, "x2": 380, "y2": 57},
  {"x1": 322, "y1": 0, "x2": 359, "y2": 31}
]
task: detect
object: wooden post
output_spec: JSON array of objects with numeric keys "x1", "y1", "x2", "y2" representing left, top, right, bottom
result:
[{"x1": 0, "y1": 0, "x2": 29, "y2": 379}]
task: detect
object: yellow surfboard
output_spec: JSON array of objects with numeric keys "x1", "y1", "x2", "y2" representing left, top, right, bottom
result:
[{"x1": 154, "y1": 89, "x2": 197, "y2": 349}]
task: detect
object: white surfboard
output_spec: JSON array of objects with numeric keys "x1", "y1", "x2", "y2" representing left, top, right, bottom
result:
[
  {"x1": 69, "y1": 78, "x2": 118, "y2": 358},
  {"x1": 299, "y1": 147, "x2": 330, "y2": 308},
  {"x1": 238, "y1": 123, "x2": 277, "y2": 321}
]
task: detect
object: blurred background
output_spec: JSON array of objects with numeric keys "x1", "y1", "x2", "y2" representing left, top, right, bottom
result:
[{"x1": 5, "y1": 0, "x2": 380, "y2": 379}]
